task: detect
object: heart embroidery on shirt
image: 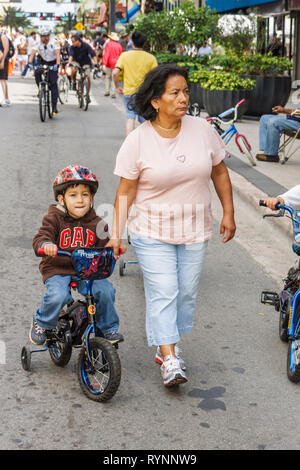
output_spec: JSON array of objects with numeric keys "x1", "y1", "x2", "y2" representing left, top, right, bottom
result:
[{"x1": 177, "y1": 155, "x2": 186, "y2": 163}]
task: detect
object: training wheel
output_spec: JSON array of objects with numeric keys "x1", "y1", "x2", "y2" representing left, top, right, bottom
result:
[
  {"x1": 21, "y1": 346, "x2": 31, "y2": 371},
  {"x1": 119, "y1": 259, "x2": 125, "y2": 276}
]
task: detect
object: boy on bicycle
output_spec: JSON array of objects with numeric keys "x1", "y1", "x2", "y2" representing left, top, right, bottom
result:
[
  {"x1": 263, "y1": 185, "x2": 300, "y2": 210},
  {"x1": 30, "y1": 165, "x2": 125, "y2": 346}
]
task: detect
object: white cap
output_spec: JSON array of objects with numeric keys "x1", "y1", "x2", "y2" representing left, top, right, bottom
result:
[{"x1": 40, "y1": 26, "x2": 51, "y2": 36}]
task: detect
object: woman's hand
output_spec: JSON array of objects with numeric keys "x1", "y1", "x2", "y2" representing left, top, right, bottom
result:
[
  {"x1": 105, "y1": 238, "x2": 127, "y2": 259},
  {"x1": 220, "y1": 214, "x2": 236, "y2": 243}
]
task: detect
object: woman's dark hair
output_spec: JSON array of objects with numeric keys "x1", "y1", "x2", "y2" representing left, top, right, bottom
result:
[{"x1": 129, "y1": 64, "x2": 188, "y2": 122}]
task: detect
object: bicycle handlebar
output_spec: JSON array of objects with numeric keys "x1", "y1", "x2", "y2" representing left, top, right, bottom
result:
[
  {"x1": 216, "y1": 99, "x2": 246, "y2": 124},
  {"x1": 37, "y1": 247, "x2": 124, "y2": 257}
]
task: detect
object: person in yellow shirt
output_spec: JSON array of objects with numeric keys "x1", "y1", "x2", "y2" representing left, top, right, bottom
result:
[{"x1": 113, "y1": 31, "x2": 157, "y2": 135}]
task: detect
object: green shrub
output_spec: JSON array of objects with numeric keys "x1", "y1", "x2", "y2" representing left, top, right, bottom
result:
[{"x1": 196, "y1": 70, "x2": 256, "y2": 90}]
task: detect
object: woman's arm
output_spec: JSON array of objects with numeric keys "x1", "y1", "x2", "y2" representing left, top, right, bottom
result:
[
  {"x1": 211, "y1": 161, "x2": 236, "y2": 243},
  {"x1": 106, "y1": 177, "x2": 138, "y2": 257}
]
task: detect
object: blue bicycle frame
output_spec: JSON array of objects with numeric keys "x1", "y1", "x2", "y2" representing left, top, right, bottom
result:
[{"x1": 276, "y1": 204, "x2": 300, "y2": 339}]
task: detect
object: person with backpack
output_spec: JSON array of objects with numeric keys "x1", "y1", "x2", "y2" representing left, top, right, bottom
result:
[{"x1": 0, "y1": 22, "x2": 11, "y2": 107}]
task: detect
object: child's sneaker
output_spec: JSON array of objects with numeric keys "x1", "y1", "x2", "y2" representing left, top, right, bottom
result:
[
  {"x1": 155, "y1": 346, "x2": 186, "y2": 370},
  {"x1": 29, "y1": 317, "x2": 46, "y2": 345},
  {"x1": 104, "y1": 331, "x2": 124, "y2": 344},
  {"x1": 160, "y1": 355, "x2": 188, "y2": 387}
]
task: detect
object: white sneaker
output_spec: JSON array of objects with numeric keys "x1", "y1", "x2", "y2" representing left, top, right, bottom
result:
[
  {"x1": 155, "y1": 345, "x2": 186, "y2": 370},
  {"x1": 1, "y1": 99, "x2": 11, "y2": 107},
  {"x1": 160, "y1": 355, "x2": 188, "y2": 387}
]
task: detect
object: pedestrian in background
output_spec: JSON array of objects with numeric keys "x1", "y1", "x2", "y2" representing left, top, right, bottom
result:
[
  {"x1": 21, "y1": 31, "x2": 38, "y2": 78},
  {"x1": 107, "y1": 64, "x2": 236, "y2": 387},
  {"x1": 102, "y1": 32, "x2": 122, "y2": 98},
  {"x1": 113, "y1": 31, "x2": 157, "y2": 135},
  {"x1": 16, "y1": 36, "x2": 28, "y2": 74},
  {"x1": 0, "y1": 22, "x2": 11, "y2": 107}
]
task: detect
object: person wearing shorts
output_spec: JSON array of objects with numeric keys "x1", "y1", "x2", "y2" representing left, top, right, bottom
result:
[
  {"x1": 0, "y1": 23, "x2": 11, "y2": 107},
  {"x1": 113, "y1": 31, "x2": 157, "y2": 135}
]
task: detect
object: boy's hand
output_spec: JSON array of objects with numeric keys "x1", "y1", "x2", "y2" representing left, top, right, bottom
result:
[
  {"x1": 263, "y1": 197, "x2": 284, "y2": 210},
  {"x1": 43, "y1": 243, "x2": 58, "y2": 257},
  {"x1": 105, "y1": 238, "x2": 127, "y2": 259}
]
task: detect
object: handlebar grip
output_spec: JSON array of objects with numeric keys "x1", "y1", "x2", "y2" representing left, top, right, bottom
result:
[
  {"x1": 259, "y1": 200, "x2": 267, "y2": 207},
  {"x1": 237, "y1": 99, "x2": 245, "y2": 106},
  {"x1": 37, "y1": 248, "x2": 46, "y2": 256}
]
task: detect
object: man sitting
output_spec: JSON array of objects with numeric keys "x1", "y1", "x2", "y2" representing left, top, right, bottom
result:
[{"x1": 256, "y1": 105, "x2": 300, "y2": 163}]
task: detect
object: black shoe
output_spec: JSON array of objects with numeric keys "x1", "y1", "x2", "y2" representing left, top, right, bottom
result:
[
  {"x1": 72, "y1": 82, "x2": 76, "y2": 91},
  {"x1": 30, "y1": 318, "x2": 46, "y2": 345},
  {"x1": 104, "y1": 331, "x2": 124, "y2": 344},
  {"x1": 52, "y1": 105, "x2": 58, "y2": 115}
]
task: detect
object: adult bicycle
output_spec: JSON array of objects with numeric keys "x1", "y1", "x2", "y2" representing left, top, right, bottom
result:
[
  {"x1": 71, "y1": 64, "x2": 91, "y2": 111},
  {"x1": 207, "y1": 99, "x2": 256, "y2": 167},
  {"x1": 21, "y1": 247, "x2": 122, "y2": 402},
  {"x1": 260, "y1": 200, "x2": 300, "y2": 383},
  {"x1": 36, "y1": 64, "x2": 56, "y2": 122},
  {"x1": 58, "y1": 61, "x2": 70, "y2": 105}
]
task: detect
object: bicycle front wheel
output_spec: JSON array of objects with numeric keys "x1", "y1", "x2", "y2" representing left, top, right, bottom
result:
[
  {"x1": 236, "y1": 135, "x2": 256, "y2": 167},
  {"x1": 287, "y1": 305, "x2": 300, "y2": 383},
  {"x1": 39, "y1": 87, "x2": 47, "y2": 122},
  {"x1": 82, "y1": 79, "x2": 89, "y2": 111},
  {"x1": 58, "y1": 76, "x2": 69, "y2": 104},
  {"x1": 77, "y1": 337, "x2": 121, "y2": 402}
]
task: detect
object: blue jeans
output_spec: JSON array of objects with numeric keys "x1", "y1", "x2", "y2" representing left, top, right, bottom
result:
[
  {"x1": 123, "y1": 95, "x2": 145, "y2": 122},
  {"x1": 130, "y1": 233, "x2": 208, "y2": 346},
  {"x1": 259, "y1": 114, "x2": 300, "y2": 155},
  {"x1": 35, "y1": 275, "x2": 119, "y2": 334}
]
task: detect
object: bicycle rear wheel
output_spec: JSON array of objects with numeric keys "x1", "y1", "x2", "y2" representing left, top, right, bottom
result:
[
  {"x1": 47, "y1": 89, "x2": 53, "y2": 119},
  {"x1": 77, "y1": 337, "x2": 121, "y2": 402},
  {"x1": 39, "y1": 87, "x2": 47, "y2": 122},
  {"x1": 236, "y1": 135, "x2": 256, "y2": 166}
]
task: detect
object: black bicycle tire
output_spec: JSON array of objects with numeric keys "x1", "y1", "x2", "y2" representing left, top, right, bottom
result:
[
  {"x1": 287, "y1": 304, "x2": 300, "y2": 382},
  {"x1": 83, "y1": 79, "x2": 89, "y2": 111},
  {"x1": 48, "y1": 330, "x2": 72, "y2": 367},
  {"x1": 39, "y1": 88, "x2": 46, "y2": 122},
  {"x1": 78, "y1": 80, "x2": 83, "y2": 108},
  {"x1": 48, "y1": 89, "x2": 53, "y2": 119},
  {"x1": 77, "y1": 337, "x2": 121, "y2": 402}
]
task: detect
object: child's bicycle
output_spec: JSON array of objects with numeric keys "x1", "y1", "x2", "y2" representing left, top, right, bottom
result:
[
  {"x1": 260, "y1": 200, "x2": 300, "y2": 383},
  {"x1": 207, "y1": 99, "x2": 256, "y2": 167},
  {"x1": 21, "y1": 247, "x2": 122, "y2": 402}
]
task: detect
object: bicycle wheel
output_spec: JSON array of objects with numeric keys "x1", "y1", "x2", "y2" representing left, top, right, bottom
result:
[
  {"x1": 77, "y1": 337, "x2": 121, "y2": 402},
  {"x1": 279, "y1": 297, "x2": 290, "y2": 343},
  {"x1": 58, "y1": 75, "x2": 69, "y2": 104},
  {"x1": 39, "y1": 87, "x2": 47, "y2": 122},
  {"x1": 287, "y1": 305, "x2": 300, "y2": 383},
  {"x1": 236, "y1": 135, "x2": 256, "y2": 167},
  {"x1": 77, "y1": 80, "x2": 83, "y2": 108},
  {"x1": 82, "y1": 78, "x2": 89, "y2": 111},
  {"x1": 47, "y1": 89, "x2": 53, "y2": 119}
]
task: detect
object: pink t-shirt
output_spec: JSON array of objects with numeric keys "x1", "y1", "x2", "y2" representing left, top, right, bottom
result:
[{"x1": 114, "y1": 115, "x2": 225, "y2": 244}]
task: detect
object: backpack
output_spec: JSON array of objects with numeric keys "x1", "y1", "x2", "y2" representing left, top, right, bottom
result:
[{"x1": 0, "y1": 34, "x2": 15, "y2": 58}]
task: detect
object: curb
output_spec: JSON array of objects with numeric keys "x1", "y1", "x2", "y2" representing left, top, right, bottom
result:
[{"x1": 228, "y1": 168, "x2": 293, "y2": 239}]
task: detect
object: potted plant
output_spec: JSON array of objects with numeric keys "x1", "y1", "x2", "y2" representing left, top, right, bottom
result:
[
  {"x1": 200, "y1": 71, "x2": 256, "y2": 117},
  {"x1": 187, "y1": 67, "x2": 210, "y2": 110}
]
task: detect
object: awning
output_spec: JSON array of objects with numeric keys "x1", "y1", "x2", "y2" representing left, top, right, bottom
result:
[{"x1": 205, "y1": 0, "x2": 282, "y2": 13}]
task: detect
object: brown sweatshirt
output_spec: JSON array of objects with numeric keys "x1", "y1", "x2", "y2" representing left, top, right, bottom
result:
[{"x1": 33, "y1": 204, "x2": 110, "y2": 283}]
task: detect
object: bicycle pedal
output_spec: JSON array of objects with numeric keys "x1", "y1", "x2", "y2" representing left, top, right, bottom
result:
[{"x1": 261, "y1": 291, "x2": 280, "y2": 309}]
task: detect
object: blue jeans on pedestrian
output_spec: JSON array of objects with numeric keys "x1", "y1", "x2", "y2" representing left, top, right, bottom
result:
[
  {"x1": 130, "y1": 233, "x2": 208, "y2": 346},
  {"x1": 34, "y1": 275, "x2": 119, "y2": 334},
  {"x1": 259, "y1": 114, "x2": 300, "y2": 155}
]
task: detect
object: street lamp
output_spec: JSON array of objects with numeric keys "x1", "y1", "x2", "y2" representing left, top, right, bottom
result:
[{"x1": 110, "y1": 0, "x2": 115, "y2": 32}]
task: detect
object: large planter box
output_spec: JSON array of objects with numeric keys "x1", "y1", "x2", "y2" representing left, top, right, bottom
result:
[
  {"x1": 188, "y1": 82, "x2": 204, "y2": 109},
  {"x1": 203, "y1": 88, "x2": 252, "y2": 118},
  {"x1": 240, "y1": 75, "x2": 291, "y2": 117}
]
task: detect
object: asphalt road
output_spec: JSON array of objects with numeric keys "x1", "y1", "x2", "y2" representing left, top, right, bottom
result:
[{"x1": 0, "y1": 74, "x2": 299, "y2": 451}]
